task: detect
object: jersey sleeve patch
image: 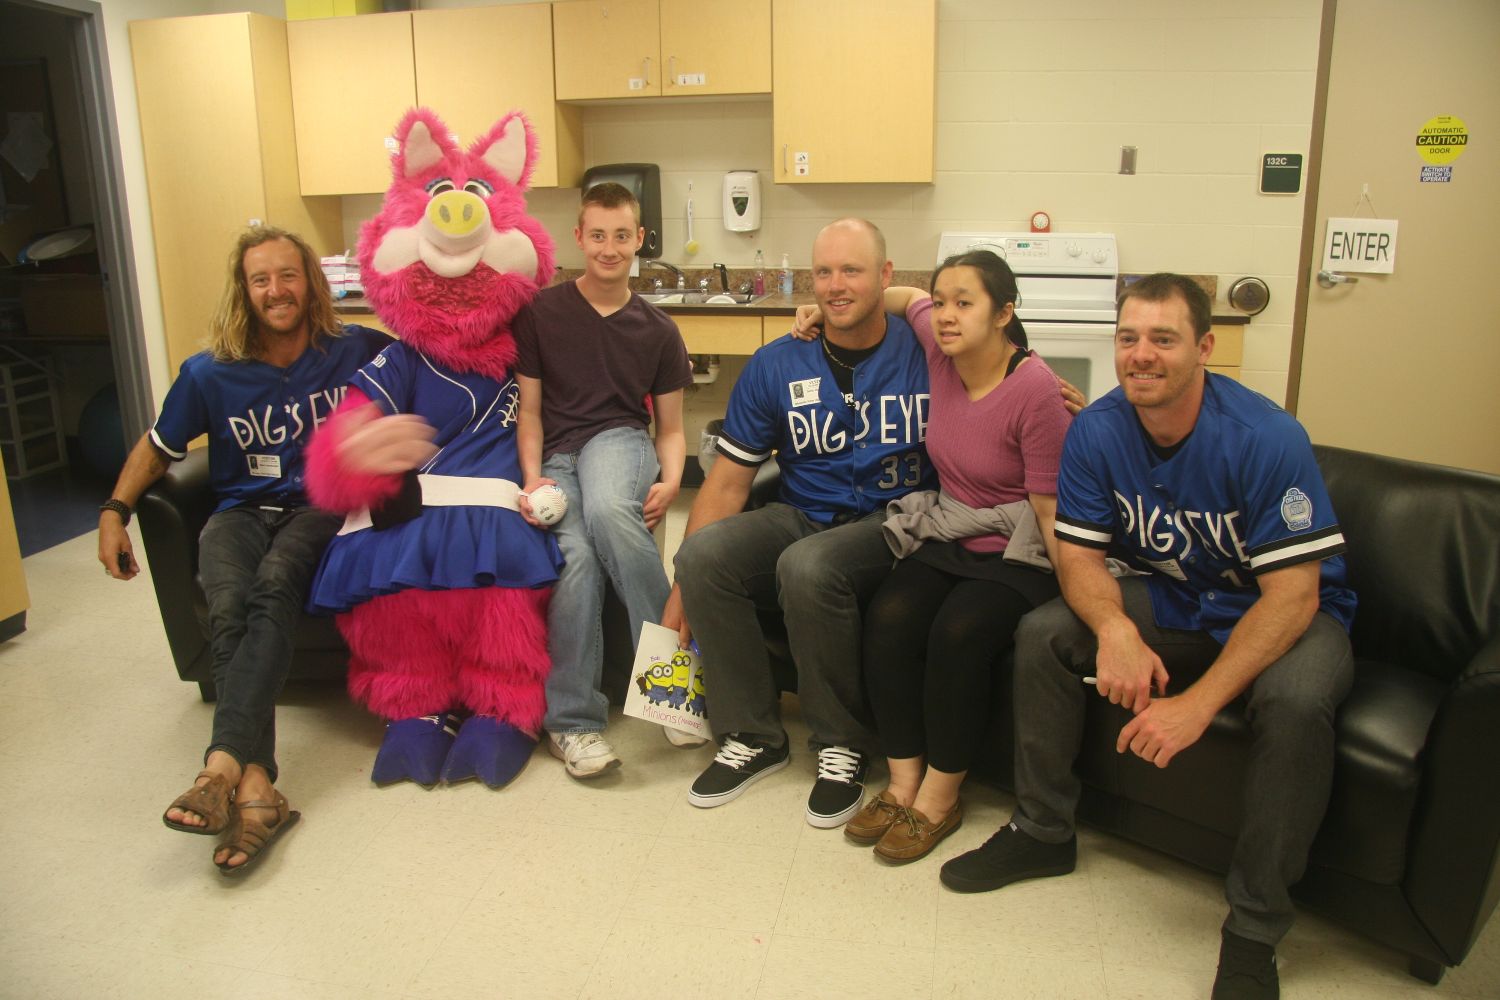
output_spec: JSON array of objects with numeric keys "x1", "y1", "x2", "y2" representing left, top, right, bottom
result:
[
  {"x1": 1055, "y1": 512, "x2": 1113, "y2": 549},
  {"x1": 1280, "y1": 487, "x2": 1314, "y2": 530},
  {"x1": 1248, "y1": 524, "x2": 1346, "y2": 575}
]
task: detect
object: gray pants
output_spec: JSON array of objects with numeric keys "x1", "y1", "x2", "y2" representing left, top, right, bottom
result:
[
  {"x1": 199, "y1": 505, "x2": 341, "y2": 783},
  {"x1": 1011, "y1": 579, "x2": 1354, "y2": 946},
  {"x1": 673, "y1": 502, "x2": 892, "y2": 753}
]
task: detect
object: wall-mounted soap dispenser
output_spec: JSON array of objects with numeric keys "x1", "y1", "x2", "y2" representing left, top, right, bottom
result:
[{"x1": 723, "y1": 170, "x2": 761, "y2": 232}]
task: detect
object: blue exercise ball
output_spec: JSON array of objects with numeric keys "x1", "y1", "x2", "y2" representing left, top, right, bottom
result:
[{"x1": 78, "y1": 383, "x2": 126, "y2": 478}]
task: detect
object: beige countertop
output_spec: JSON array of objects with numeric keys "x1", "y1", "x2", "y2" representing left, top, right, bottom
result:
[{"x1": 335, "y1": 267, "x2": 1252, "y2": 325}]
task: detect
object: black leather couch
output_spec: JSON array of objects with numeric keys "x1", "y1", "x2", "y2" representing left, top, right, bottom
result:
[
  {"x1": 141, "y1": 444, "x2": 1499, "y2": 981},
  {"x1": 731, "y1": 445, "x2": 1500, "y2": 984},
  {"x1": 137, "y1": 448, "x2": 639, "y2": 703}
]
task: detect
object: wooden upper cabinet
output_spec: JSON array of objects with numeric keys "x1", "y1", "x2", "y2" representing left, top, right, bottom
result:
[
  {"x1": 659, "y1": 0, "x2": 771, "y2": 97},
  {"x1": 131, "y1": 13, "x2": 340, "y2": 371},
  {"x1": 288, "y1": 13, "x2": 417, "y2": 195},
  {"x1": 412, "y1": 4, "x2": 582, "y2": 189},
  {"x1": 772, "y1": 0, "x2": 935, "y2": 184},
  {"x1": 554, "y1": 0, "x2": 771, "y2": 101},
  {"x1": 554, "y1": 0, "x2": 664, "y2": 99}
]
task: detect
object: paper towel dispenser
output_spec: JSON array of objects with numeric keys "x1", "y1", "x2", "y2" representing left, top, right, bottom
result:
[{"x1": 580, "y1": 163, "x2": 662, "y2": 259}]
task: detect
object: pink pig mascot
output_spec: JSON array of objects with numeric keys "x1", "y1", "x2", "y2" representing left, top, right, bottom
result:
[{"x1": 305, "y1": 108, "x2": 563, "y2": 788}]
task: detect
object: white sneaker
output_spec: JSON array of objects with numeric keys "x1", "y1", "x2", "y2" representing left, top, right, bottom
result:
[
  {"x1": 664, "y1": 726, "x2": 709, "y2": 748},
  {"x1": 547, "y1": 731, "x2": 621, "y2": 778}
]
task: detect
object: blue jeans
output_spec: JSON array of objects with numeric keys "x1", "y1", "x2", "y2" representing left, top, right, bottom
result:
[
  {"x1": 198, "y1": 505, "x2": 341, "y2": 783},
  {"x1": 542, "y1": 427, "x2": 669, "y2": 735}
]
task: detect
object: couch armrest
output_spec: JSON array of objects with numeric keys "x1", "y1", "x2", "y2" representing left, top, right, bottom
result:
[
  {"x1": 136, "y1": 449, "x2": 214, "y2": 682},
  {"x1": 1405, "y1": 631, "x2": 1500, "y2": 964}
]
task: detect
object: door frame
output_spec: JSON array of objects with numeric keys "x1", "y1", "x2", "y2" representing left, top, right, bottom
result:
[
  {"x1": 11, "y1": 0, "x2": 154, "y2": 442},
  {"x1": 1285, "y1": 0, "x2": 1339, "y2": 416}
]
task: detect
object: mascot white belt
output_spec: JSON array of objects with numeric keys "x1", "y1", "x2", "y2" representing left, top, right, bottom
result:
[{"x1": 305, "y1": 107, "x2": 561, "y2": 789}]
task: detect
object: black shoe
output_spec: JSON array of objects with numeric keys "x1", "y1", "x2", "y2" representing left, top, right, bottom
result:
[
  {"x1": 805, "y1": 745, "x2": 868, "y2": 828},
  {"x1": 687, "y1": 735, "x2": 790, "y2": 808},
  {"x1": 1212, "y1": 930, "x2": 1279, "y2": 1000},
  {"x1": 939, "y1": 821, "x2": 1076, "y2": 893}
]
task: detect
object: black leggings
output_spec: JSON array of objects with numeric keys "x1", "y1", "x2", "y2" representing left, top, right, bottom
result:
[{"x1": 862, "y1": 557, "x2": 1040, "y2": 773}]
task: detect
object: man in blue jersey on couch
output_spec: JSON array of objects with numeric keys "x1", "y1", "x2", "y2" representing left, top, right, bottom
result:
[
  {"x1": 99, "y1": 226, "x2": 392, "y2": 875},
  {"x1": 940, "y1": 273, "x2": 1356, "y2": 1000},
  {"x1": 662, "y1": 218, "x2": 934, "y2": 829}
]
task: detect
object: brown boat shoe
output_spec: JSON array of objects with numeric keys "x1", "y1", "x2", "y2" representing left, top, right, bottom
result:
[
  {"x1": 873, "y1": 800, "x2": 963, "y2": 863},
  {"x1": 844, "y1": 789, "x2": 906, "y2": 844}
]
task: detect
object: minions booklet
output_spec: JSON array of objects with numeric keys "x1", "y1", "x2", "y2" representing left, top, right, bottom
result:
[{"x1": 623, "y1": 622, "x2": 709, "y2": 740}]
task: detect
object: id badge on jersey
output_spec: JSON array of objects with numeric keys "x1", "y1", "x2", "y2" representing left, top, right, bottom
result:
[
  {"x1": 246, "y1": 454, "x2": 282, "y2": 478},
  {"x1": 788, "y1": 377, "x2": 821, "y2": 407}
]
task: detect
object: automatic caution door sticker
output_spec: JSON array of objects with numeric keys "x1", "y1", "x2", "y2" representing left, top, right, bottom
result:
[{"x1": 1416, "y1": 115, "x2": 1467, "y2": 183}]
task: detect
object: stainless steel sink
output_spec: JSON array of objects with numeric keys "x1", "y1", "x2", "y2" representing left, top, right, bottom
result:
[{"x1": 638, "y1": 291, "x2": 772, "y2": 306}]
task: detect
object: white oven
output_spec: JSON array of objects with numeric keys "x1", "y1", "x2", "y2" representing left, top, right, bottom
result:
[{"x1": 935, "y1": 232, "x2": 1119, "y2": 403}]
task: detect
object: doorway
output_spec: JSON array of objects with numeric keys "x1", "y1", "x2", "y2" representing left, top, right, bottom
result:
[
  {"x1": 1290, "y1": 0, "x2": 1499, "y2": 474},
  {"x1": 1, "y1": 0, "x2": 151, "y2": 554}
]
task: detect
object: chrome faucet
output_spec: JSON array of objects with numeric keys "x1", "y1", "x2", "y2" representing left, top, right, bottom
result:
[{"x1": 643, "y1": 259, "x2": 686, "y2": 289}]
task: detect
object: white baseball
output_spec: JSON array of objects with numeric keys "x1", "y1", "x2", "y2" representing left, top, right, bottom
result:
[{"x1": 526, "y1": 484, "x2": 568, "y2": 526}]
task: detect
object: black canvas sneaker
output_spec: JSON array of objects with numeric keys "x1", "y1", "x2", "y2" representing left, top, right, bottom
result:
[
  {"x1": 687, "y1": 735, "x2": 790, "y2": 808},
  {"x1": 805, "y1": 745, "x2": 868, "y2": 828}
]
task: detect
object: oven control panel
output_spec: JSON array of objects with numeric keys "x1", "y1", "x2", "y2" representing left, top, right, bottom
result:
[{"x1": 936, "y1": 231, "x2": 1117, "y2": 277}]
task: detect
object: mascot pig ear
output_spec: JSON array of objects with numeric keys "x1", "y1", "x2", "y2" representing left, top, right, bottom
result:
[
  {"x1": 394, "y1": 108, "x2": 460, "y2": 180},
  {"x1": 470, "y1": 111, "x2": 537, "y2": 191}
]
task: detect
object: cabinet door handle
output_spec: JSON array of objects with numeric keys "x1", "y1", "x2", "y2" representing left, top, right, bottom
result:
[
  {"x1": 642, "y1": 56, "x2": 651, "y2": 86},
  {"x1": 782, "y1": 143, "x2": 788, "y2": 175},
  {"x1": 668, "y1": 55, "x2": 676, "y2": 87}
]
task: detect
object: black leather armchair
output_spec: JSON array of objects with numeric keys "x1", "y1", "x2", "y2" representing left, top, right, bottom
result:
[
  {"x1": 740, "y1": 444, "x2": 1500, "y2": 983},
  {"x1": 138, "y1": 448, "x2": 638, "y2": 703}
]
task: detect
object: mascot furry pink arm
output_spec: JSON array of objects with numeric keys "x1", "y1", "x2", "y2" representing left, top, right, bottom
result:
[{"x1": 304, "y1": 107, "x2": 562, "y2": 788}]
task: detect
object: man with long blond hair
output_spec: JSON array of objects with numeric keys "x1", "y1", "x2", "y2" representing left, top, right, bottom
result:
[{"x1": 97, "y1": 225, "x2": 391, "y2": 875}]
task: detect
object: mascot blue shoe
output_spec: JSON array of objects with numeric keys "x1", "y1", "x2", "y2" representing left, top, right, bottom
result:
[
  {"x1": 441, "y1": 715, "x2": 536, "y2": 788},
  {"x1": 371, "y1": 712, "x2": 462, "y2": 787}
]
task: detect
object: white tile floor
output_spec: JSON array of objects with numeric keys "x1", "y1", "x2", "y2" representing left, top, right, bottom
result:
[{"x1": 2, "y1": 494, "x2": 1497, "y2": 999}]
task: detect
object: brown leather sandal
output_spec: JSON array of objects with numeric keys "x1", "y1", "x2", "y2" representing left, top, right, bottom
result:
[
  {"x1": 215, "y1": 790, "x2": 300, "y2": 877},
  {"x1": 162, "y1": 769, "x2": 234, "y2": 835}
]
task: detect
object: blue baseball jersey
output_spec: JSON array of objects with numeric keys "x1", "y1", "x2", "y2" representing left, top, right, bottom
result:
[
  {"x1": 716, "y1": 314, "x2": 934, "y2": 523},
  {"x1": 150, "y1": 325, "x2": 392, "y2": 514},
  {"x1": 1054, "y1": 374, "x2": 1356, "y2": 643},
  {"x1": 306, "y1": 341, "x2": 563, "y2": 615}
]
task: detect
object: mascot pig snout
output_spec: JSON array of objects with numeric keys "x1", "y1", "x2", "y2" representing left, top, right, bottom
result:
[{"x1": 426, "y1": 188, "x2": 489, "y2": 244}]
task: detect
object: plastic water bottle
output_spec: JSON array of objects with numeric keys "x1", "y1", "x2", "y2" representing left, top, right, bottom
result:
[{"x1": 753, "y1": 250, "x2": 766, "y2": 296}]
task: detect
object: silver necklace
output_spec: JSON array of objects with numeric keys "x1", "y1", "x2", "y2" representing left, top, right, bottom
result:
[{"x1": 821, "y1": 335, "x2": 857, "y2": 372}]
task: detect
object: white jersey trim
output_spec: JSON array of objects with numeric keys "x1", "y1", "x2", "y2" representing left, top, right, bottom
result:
[
  {"x1": 353, "y1": 367, "x2": 399, "y2": 414},
  {"x1": 149, "y1": 427, "x2": 186, "y2": 460},
  {"x1": 1249, "y1": 531, "x2": 1345, "y2": 574},
  {"x1": 1055, "y1": 519, "x2": 1112, "y2": 547},
  {"x1": 717, "y1": 435, "x2": 771, "y2": 466}
]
